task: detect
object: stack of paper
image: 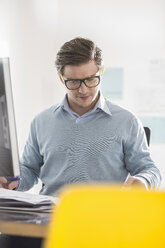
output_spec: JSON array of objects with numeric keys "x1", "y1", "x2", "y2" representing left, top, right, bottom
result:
[
  {"x1": 0, "y1": 188, "x2": 59, "y2": 224},
  {"x1": 0, "y1": 188, "x2": 59, "y2": 212}
]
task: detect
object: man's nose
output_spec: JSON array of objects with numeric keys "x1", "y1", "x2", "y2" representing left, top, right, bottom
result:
[{"x1": 78, "y1": 82, "x2": 88, "y2": 94}]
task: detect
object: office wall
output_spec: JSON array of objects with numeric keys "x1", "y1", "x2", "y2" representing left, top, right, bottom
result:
[{"x1": 0, "y1": 0, "x2": 165, "y2": 190}]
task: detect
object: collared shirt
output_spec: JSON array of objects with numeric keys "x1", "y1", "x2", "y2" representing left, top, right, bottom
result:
[
  {"x1": 60, "y1": 93, "x2": 111, "y2": 124},
  {"x1": 17, "y1": 93, "x2": 161, "y2": 195}
]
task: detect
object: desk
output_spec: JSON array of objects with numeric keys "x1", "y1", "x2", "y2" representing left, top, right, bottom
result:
[
  {"x1": 0, "y1": 221, "x2": 47, "y2": 238},
  {"x1": 0, "y1": 211, "x2": 50, "y2": 238}
]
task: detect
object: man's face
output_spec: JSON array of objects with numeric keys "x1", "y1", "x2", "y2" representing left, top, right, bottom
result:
[{"x1": 61, "y1": 60, "x2": 100, "y2": 116}]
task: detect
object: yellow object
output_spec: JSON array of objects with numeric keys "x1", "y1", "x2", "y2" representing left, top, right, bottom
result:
[{"x1": 44, "y1": 184, "x2": 165, "y2": 248}]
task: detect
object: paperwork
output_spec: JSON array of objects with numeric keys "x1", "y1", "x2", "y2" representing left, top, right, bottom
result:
[
  {"x1": 0, "y1": 188, "x2": 59, "y2": 213},
  {"x1": 0, "y1": 188, "x2": 59, "y2": 204}
]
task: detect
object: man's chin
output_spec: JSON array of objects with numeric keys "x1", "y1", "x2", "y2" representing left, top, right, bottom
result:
[{"x1": 77, "y1": 101, "x2": 94, "y2": 109}]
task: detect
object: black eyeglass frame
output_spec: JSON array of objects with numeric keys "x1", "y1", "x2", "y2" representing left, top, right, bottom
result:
[{"x1": 64, "y1": 75, "x2": 100, "y2": 90}]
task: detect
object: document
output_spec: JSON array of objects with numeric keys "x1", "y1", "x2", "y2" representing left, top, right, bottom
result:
[
  {"x1": 0, "y1": 188, "x2": 59, "y2": 204},
  {"x1": 0, "y1": 188, "x2": 59, "y2": 213}
]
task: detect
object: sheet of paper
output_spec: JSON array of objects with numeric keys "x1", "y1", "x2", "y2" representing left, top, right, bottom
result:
[
  {"x1": 0, "y1": 188, "x2": 59, "y2": 205},
  {"x1": 0, "y1": 206, "x2": 54, "y2": 213}
]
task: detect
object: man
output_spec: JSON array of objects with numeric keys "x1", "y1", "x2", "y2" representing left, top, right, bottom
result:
[{"x1": 0, "y1": 37, "x2": 161, "y2": 194}]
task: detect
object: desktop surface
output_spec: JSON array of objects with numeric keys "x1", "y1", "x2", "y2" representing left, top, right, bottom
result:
[{"x1": 0, "y1": 210, "x2": 49, "y2": 238}]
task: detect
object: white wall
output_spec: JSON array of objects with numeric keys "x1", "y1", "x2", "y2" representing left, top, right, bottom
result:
[{"x1": 0, "y1": 0, "x2": 164, "y2": 191}]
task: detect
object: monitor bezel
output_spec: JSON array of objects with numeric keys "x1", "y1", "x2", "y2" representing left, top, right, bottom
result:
[{"x1": 1, "y1": 57, "x2": 20, "y2": 177}]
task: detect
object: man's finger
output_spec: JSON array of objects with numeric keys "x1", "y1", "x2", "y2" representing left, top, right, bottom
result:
[
  {"x1": 0, "y1": 177, "x2": 8, "y2": 184},
  {"x1": 8, "y1": 181, "x2": 19, "y2": 190},
  {"x1": 124, "y1": 176, "x2": 146, "y2": 189},
  {"x1": 124, "y1": 177, "x2": 135, "y2": 186},
  {"x1": 0, "y1": 177, "x2": 19, "y2": 189}
]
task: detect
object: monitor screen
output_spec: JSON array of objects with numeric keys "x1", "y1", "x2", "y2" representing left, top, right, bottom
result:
[{"x1": 0, "y1": 58, "x2": 20, "y2": 177}]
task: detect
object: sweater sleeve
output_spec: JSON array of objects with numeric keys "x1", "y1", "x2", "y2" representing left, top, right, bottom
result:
[
  {"x1": 124, "y1": 117, "x2": 162, "y2": 189},
  {"x1": 16, "y1": 118, "x2": 43, "y2": 191}
]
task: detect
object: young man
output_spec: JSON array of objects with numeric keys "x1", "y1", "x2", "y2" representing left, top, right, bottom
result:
[{"x1": 0, "y1": 37, "x2": 161, "y2": 194}]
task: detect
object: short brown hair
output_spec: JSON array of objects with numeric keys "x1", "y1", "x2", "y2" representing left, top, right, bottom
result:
[{"x1": 55, "y1": 37, "x2": 103, "y2": 75}]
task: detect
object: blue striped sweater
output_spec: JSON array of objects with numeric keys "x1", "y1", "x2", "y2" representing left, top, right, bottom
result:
[{"x1": 17, "y1": 94, "x2": 161, "y2": 195}]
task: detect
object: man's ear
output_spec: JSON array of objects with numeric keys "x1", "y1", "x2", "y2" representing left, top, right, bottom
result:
[
  {"x1": 99, "y1": 66, "x2": 105, "y2": 77},
  {"x1": 58, "y1": 73, "x2": 64, "y2": 84}
]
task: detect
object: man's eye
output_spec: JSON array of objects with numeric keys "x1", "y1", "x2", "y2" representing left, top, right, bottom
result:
[
  {"x1": 69, "y1": 80, "x2": 80, "y2": 84},
  {"x1": 87, "y1": 78, "x2": 95, "y2": 82},
  {"x1": 86, "y1": 77, "x2": 97, "y2": 83}
]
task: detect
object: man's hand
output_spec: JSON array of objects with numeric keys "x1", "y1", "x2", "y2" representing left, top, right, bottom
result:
[
  {"x1": 123, "y1": 176, "x2": 147, "y2": 190},
  {"x1": 0, "y1": 177, "x2": 19, "y2": 190}
]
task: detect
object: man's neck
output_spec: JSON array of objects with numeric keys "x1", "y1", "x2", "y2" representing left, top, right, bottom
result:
[{"x1": 66, "y1": 93, "x2": 100, "y2": 116}]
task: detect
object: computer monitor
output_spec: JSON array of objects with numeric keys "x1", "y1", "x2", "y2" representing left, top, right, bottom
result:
[{"x1": 0, "y1": 57, "x2": 20, "y2": 177}]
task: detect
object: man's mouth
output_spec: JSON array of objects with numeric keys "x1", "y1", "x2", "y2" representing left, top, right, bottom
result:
[{"x1": 79, "y1": 96, "x2": 90, "y2": 101}]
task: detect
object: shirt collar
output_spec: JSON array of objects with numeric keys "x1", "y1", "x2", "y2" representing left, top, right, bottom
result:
[
  {"x1": 94, "y1": 93, "x2": 112, "y2": 116},
  {"x1": 58, "y1": 92, "x2": 112, "y2": 116}
]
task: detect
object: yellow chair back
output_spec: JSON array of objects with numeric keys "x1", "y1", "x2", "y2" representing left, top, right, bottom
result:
[{"x1": 44, "y1": 184, "x2": 165, "y2": 248}]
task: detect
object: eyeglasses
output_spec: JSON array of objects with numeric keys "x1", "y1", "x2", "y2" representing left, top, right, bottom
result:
[{"x1": 63, "y1": 75, "x2": 100, "y2": 90}]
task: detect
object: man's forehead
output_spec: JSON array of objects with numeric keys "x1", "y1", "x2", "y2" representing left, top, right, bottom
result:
[{"x1": 63, "y1": 61, "x2": 99, "y2": 79}]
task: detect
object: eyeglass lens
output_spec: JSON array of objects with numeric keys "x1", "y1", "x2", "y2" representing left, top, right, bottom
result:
[{"x1": 66, "y1": 76, "x2": 100, "y2": 90}]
